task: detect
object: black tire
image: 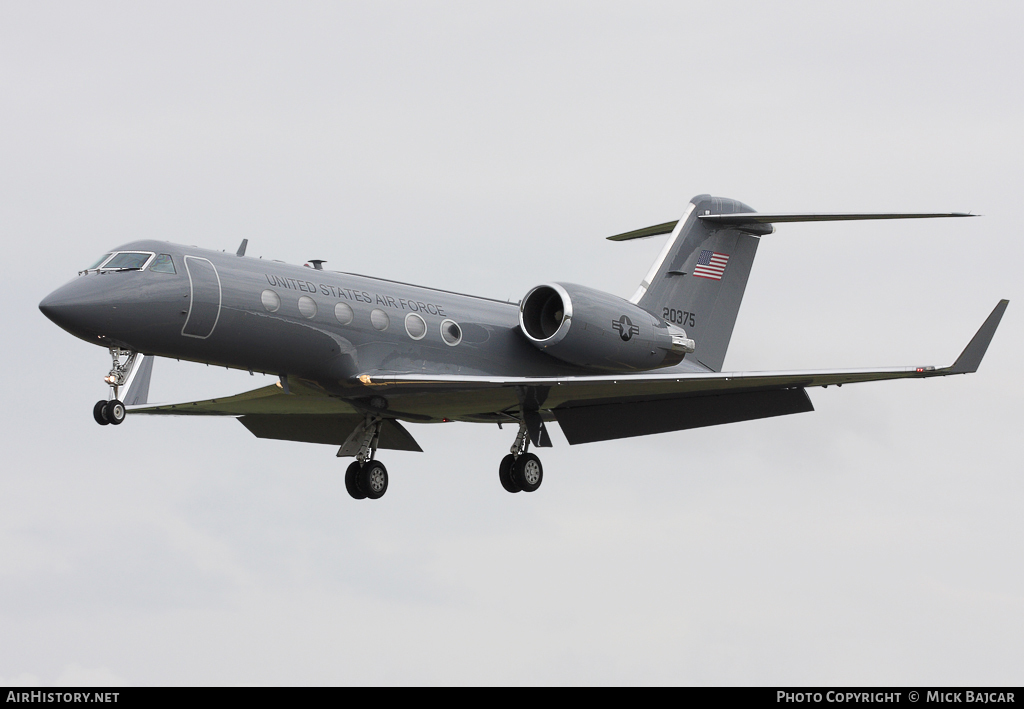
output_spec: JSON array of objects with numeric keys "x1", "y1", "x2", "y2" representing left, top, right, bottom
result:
[
  {"x1": 499, "y1": 454, "x2": 521, "y2": 493},
  {"x1": 345, "y1": 461, "x2": 367, "y2": 500},
  {"x1": 93, "y1": 400, "x2": 110, "y2": 426},
  {"x1": 513, "y1": 453, "x2": 543, "y2": 493},
  {"x1": 104, "y1": 399, "x2": 126, "y2": 425},
  {"x1": 360, "y1": 460, "x2": 389, "y2": 500}
]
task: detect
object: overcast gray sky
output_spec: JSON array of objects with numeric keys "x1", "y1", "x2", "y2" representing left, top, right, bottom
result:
[{"x1": 2, "y1": 1, "x2": 1021, "y2": 686}]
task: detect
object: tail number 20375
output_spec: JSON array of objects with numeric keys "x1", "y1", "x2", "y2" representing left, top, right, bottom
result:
[{"x1": 663, "y1": 308, "x2": 696, "y2": 328}]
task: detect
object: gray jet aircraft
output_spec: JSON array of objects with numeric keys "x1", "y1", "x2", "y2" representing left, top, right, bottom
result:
[{"x1": 39, "y1": 194, "x2": 1008, "y2": 500}]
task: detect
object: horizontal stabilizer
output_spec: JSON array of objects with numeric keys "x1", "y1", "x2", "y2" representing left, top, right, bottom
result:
[
  {"x1": 698, "y1": 212, "x2": 976, "y2": 225},
  {"x1": 606, "y1": 221, "x2": 679, "y2": 241},
  {"x1": 606, "y1": 212, "x2": 974, "y2": 241}
]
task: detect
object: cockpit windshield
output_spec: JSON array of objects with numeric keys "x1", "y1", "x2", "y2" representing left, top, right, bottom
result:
[{"x1": 99, "y1": 251, "x2": 155, "y2": 271}]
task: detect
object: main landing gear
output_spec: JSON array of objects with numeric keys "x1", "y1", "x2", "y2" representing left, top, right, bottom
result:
[
  {"x1": 93, "y1": 347, "x2": 137, "y2": 426},
  {"x1": 344, "y1": 417, "x2": 389, "y2": 500},
  {"x1": 498, "y1": 421, "x2": 544, "y2": 494}
]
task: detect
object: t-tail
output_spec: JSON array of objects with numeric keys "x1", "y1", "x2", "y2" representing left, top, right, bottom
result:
[{"x1": 609, "y1": 195, "x2": 975, "y2": 372}]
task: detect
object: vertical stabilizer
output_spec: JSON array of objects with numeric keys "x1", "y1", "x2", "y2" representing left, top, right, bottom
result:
[{"x1": 632, "y1": 195, "x2": 764, "y2": 372}]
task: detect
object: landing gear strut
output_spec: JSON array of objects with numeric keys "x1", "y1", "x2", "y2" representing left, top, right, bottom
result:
[
  {"x1": 499, "y1": 420, "x2": 544, "y2": 493},
  {"x1": 93, "y1": 347, "x2": 138, "y2": 426},
  {"x1": 343, "y1": 416, "x2": 389, "y2": 500}
]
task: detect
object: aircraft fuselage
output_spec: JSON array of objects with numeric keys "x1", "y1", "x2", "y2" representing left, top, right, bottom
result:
[{"x1": 39, "y1": 240, "x2": 704, "y2": 393}]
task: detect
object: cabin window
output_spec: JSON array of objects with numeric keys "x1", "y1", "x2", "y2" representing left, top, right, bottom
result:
[
  {"x1": 298, "y1": 296, "x2": 317, "y2": 319},
  {"x1": 405, "y1": 313, "x2": 426, "y2": 340},
  {"x1": 101, "y1": 251, "x2": 154, "y2": 270},
  {"x1": 440, "y1": 319, "x2": 462, "y2": 346},
  {"x1": 261, "y1": 289, "x2": 281, "y2": 312},
  {"x1": 150, "y1": 254, "x2": 176, "y2": 274},
  {"x1": 370, "y1": 309, "x2": 390, "y2": 331},
  {"x1": 335, "y1": 302, "x2": 354, "y2": 325}
]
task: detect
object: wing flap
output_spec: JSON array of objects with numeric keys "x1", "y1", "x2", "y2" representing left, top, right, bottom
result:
[
  {"x1": 238, "y1": 414, "x2": 422, "y2": 451},
  {"x1": 554, "y1": 388, "x2": 814, "y2": 444}
]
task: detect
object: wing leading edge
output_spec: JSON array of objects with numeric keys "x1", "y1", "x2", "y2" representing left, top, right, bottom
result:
[{"x1": 127, "y1": 378, "x2": 359, "y2": 416}]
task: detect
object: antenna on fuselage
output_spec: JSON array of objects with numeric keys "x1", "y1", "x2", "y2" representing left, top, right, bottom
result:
[{"x1": 236, "y1": 239, "x2": 248, "y2": 257}]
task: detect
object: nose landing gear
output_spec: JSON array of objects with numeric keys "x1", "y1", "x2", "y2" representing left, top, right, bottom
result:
[
  {"x1": 93, "y1": 347, "x2": 138, "y2": 426},
  {"x1": 93, "y1": 399, "x2": 126, "y2": 425}
]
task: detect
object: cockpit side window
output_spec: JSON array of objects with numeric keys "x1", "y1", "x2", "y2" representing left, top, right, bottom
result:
[
  {"x1": 149, "y1": 254, "x2": 176, "y2": 274},
  {"x1": 100, "y1": 251, "x2": 154, "y2": 271},
  {"x1": 87, "y1": 253, "x2": 112, "y2": 269}
]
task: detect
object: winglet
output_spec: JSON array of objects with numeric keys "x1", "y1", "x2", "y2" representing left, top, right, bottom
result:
[
  {"x1": 123, "y1": 354, "x2": 154, "y2": 406},
  {"x1": 945, "y1": 300, "x2": 1009, "y2": 374},
  {"x1": 236, "y1": 239, "x2": 248, "y2": 257}
]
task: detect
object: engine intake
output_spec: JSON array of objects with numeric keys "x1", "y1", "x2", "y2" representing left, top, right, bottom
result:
[
  {"x1": 520, "y1": 285, "x2": 568, "y2": 341},
  {"x1": 519, "y1": 282, "x2": 694, "y2": 372}
]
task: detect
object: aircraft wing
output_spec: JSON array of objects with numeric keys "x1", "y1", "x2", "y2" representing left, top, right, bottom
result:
[
  {"x1": 360, "y1": 299, "x2": 1008, "y2": 392},
  {"x1": 127, "y1": 300, "x2": 1006, "y2": 446},
  {"x1": 126, "y1": 378, "x2": 423, "y2": 451},
  {"x1": 357, "y1": 300, "x2": 1008, "y2": 443}
]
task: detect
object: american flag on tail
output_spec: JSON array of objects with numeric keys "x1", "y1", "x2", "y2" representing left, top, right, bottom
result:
[{"x1": 693, "y1": 250, "x2": 729, "y2": 280}]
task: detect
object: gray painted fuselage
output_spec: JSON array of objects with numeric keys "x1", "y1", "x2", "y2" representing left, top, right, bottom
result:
[{"x1": 40, "y1": 240, "x2": 707, "y2": 402}]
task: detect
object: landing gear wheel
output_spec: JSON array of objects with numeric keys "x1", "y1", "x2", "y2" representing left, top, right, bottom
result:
[
  {"x1": 104, "y1": 399, "x2": 126, "y2": 425},
  {"x1": 93, "y1": 400, "x2": 110, "y2": 426},
  {"x1": 345, "y1": 461, "x2": 367, "y2": 500},
  {"x1": 360, "y1": 460, "x2": 389, "y2": 500},
  {"x1": 499, "y1": 454, "x2": 521, "y2": 493},
  {"x1": 513, "y1": 453, "x2": 543, "y2": 493}
]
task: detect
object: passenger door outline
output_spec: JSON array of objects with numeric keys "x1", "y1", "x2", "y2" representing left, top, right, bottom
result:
[{"x1": 181, "y1": 256, "x2": 222, "y2": 339}]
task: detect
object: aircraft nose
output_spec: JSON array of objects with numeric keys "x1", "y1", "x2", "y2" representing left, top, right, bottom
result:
[
  {"x1": 40, "y1": 283, "x2": 83, "y2": 331},
  {"x1": 39, "y1": 277, "x2": 111, "y2": 340}
]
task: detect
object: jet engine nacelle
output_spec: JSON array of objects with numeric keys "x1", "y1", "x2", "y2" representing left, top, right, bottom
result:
[{"x1": 518, "y1": 282, "x2": 695, "y2": 372}]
